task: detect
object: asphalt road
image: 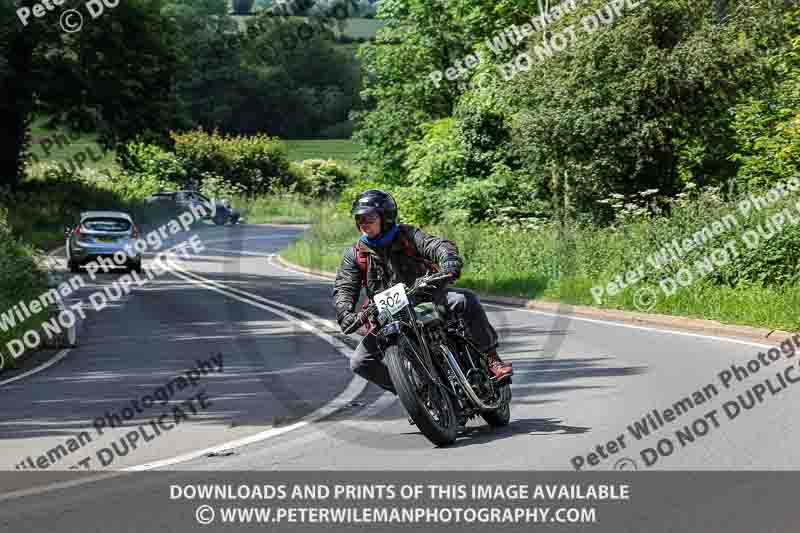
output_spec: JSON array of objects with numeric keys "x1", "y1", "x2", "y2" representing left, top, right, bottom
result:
[{"x1": 1, "y1": 222, "x2": 799, "y2": 531}]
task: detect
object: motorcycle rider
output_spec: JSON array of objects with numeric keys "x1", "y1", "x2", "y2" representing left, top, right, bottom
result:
[{"x1": 333, "y1": 189, "x2": 513, "y2": 396}]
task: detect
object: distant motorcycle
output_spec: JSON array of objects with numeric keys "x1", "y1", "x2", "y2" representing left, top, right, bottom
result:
[{"x1": 344, "y1": 272, "x2": 512, "y2": 446}]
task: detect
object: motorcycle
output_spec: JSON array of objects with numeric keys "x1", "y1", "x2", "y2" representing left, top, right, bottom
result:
[{"x1": 343, "y1": 271, "x2": 512, "y2": 446}]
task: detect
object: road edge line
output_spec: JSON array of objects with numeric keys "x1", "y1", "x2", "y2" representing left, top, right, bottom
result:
[{"x1": 270, "y1": 254, "x2": 791, "y2": 346}]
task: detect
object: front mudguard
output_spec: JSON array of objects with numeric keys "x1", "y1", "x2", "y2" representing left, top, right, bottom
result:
[{"x1": 376, "y1": 320, "x2": 403, "y2": 350}]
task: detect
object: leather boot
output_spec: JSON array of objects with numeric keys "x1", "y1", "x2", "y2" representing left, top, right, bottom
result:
[{"x1": 486, "y1": 350, "x2": 513, "y2": 381}]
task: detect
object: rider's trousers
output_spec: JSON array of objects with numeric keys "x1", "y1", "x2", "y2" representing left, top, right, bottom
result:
[{"x1": 349, "y1": 288, "x2": 499, "y2": 394}]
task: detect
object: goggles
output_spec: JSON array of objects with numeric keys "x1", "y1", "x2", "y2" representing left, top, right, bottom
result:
[{"x1": 356, "y1": 213, "x2": 380, "y2": 225}]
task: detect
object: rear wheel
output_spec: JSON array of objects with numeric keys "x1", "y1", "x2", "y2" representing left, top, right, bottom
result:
[
  {"x1": 384, "y1": 337, "x2": 458, "y2": 446},
  {"x1": 481, "y1": 383, "x2": 512, "y2": 427}
]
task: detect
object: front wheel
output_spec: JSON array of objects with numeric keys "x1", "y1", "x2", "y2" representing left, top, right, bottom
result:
[{"x1": 384, "y1": 338, "x2": 458, "y2": 446}]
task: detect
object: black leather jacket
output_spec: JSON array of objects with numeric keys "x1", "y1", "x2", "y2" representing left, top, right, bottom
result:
[{"x1": 332, "y1": 224, "x2": 463, "y2": 331}]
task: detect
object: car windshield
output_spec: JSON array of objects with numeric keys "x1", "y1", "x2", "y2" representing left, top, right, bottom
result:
[{"x1": 82, "y1": 218, "x2": 132, "y2": 232}]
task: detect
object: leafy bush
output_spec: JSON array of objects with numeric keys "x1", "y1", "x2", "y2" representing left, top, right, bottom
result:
[
  {"x1": 730, "y1": 5, "x2": 800, "y2": 190},
  {"x1": 452, "y1": 90, "x2": 513, "y2": 179},
  {"x1": 171, "y1": 129, "x2": 292, "y2": 195},
  {"x1": 443, "y1": 163, "x2": 548, "y2": 225},
  {"x1": 115, "y1": 141, "x2": 187, "y2": 185},
  {"x1": 199, "y1": 173, "x2": 248, "y2": 200},
  {"x1": 405, "y1": 118, "x2": 466, "y2": 189},
  {"x1": 0, "y1": 206, "x2": 51, "y2": 369},
  {"x1": 0, "y1": 207, "x2": 47, "y2": 304},
  {"x1": 299, "y1": 159, "x2": 356, "y2": 198}
]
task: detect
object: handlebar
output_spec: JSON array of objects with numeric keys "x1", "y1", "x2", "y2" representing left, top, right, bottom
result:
[{"x1": 342, "y1": 271, "x2": 454, "y2": 335}]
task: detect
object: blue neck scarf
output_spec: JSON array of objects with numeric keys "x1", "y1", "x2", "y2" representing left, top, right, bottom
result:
[{"x1": 359, "y1": 223, "x2": 399, "y2": 248}]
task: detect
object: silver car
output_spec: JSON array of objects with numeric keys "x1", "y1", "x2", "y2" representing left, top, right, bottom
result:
[{"x1": 65, "y1": 211, "x2": 142, "y2": 273}]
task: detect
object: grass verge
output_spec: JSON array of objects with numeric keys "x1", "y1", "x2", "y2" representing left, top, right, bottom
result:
[
  {"x1": 280, "y1": 199, "x2": 800, "y2": 333},
  {"x1": 236, "y1": 194, "x2": 339, "y2": 225}
]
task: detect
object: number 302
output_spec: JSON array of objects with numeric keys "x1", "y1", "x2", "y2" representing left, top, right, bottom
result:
[{"x1": 379, "y1": 294, "x2": 399, "y2": 309}]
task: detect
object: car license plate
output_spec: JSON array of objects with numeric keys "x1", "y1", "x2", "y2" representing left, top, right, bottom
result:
[
  {"x1": 96, "y1": 237, "x2": 115, "y2": 243},
  {"x1": 375, "y1": 283, "x2": 409, "y2": 316}
]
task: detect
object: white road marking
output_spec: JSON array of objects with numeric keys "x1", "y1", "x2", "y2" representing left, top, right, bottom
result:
[
  {"x1": 0, "y1": 253, "x2": 370, "y2": 500},
  {"x1": 173, "y1": 257, "x2": 341, "y2": 332},
  {"x1": 0, "y1": 349, "x2": 71, "y2": 388},
  {"x1": 482, "y1": 303, "x2": 775, "y2": 349},
  {"x1": 110, "y1": 258, "x2": 368, "y2": 472},
  {"x1": 124, "y1": 376, "x2": 366, "y2": 471},
  {"x1": 200, "y1": 247, "x2": 274, "y2": 257},
  {"x1": 267, "y1": 254, "x2": 338, "y2": 282}
]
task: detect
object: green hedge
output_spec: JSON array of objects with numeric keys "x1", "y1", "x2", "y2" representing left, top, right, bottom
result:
[
  {"x1": 0, "y1": 206, "x2": 49, "y2": 370},
  {"x1": 170, "y1": 129, "x2": 291, "y2": 195}
]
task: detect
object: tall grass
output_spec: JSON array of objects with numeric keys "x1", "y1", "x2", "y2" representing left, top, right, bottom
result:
[
  {"x1": 235, "y1": 193, "x2": 339, "y2": 225},
  {"x1": 0, "y1": 207, "x2": 51, "y2": 370},
  {"x1": 281, "y1": 189, "x2": 800, "y2": 332}
]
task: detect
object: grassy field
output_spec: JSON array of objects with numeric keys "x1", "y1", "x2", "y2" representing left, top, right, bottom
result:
[
  {"x1": 341, "y1": 18, "x2": 383, "y2": 39},
  {"x1": 27, "y1": 118, "x2": 116, "y2": 172},
  {"x1": 284, "y1": 139, "x2": 361, "y2": 161},
  {"x1": 231, "y1": 15, "x2": 382, "y2": 39}
]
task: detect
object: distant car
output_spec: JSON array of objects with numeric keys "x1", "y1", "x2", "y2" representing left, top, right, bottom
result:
[
  {"x1": 65, "y1": 211, "x2": 142, "y2": 273},
  {"x1": 145, "y1": 190, "x2": 241, "y2": 226}
]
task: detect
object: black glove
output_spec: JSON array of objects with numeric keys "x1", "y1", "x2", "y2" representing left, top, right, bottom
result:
[
  {"x1": 341, "y1": 312, "x2": 359, "y2": 331},
  {"x1": 341, "y1": 309, "x2": 372, "y2": 333},
  {"x1": 439, "y1": 260, "x2": 461, "y2": 280}
]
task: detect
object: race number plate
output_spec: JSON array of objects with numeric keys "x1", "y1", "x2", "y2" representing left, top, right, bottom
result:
[{"x1": 375, "y1": 283, "x2": 409, "y2": 316}]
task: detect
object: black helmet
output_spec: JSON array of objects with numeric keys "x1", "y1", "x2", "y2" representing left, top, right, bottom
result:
[{"x1": 351, "y1": 189, "x2": 398, "y2": 235}]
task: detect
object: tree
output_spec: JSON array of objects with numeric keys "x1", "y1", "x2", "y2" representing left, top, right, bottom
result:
[
  {"x1": 1, "y1": 0, "x2": 184, "y2": 191},
  {"x1": 510, "y1": 0, "x2": 785, "y2": 221},
  {"x1": 352, "y1": 0, "x2": 520, "y2": 181},
  {"x1": 0, "y1": 0, "x2": 61, "y2": 190},
  {"x1": 164, "y1": 0, "x2": 360, "y2": 137}
]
